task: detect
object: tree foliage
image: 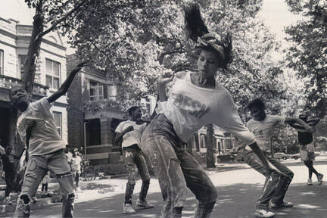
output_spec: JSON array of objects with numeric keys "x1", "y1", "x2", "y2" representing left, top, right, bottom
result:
[
  {"x1": 23, "y1": 0, "x2": 88, "y2": 93},
  {"x1": 284, "y1": 0, "x2": 327, "y2": 118},
  {"x1": 63, "y1": 1, "x2": 184, "y2": 108},
  {"x1": 21, "y1": 0, "x2": 289, "y2": 115},
  {"x1": 200, "y1": 1, "x2": 286, "y2": 114},
  {"x1": 64, "y1": 0, "x2": 286, "y2": 113}
]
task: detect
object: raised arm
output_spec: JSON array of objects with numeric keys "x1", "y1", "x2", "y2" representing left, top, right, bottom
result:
[
  {"x1": 285, "y1": 117, "x2": 314, "y2": 133},
  {"x1": 47, "y1": 62, "x2": 87, "y2": 103},
  {"x1": 114, "y1": 126, "x2": 134, "y2": 145},
  {"x1": 307, "y1": 118, "x2": 320, "y2": 127},
  {"x1": 158, "y1": 72, "x2": 174, "y2": 102}
]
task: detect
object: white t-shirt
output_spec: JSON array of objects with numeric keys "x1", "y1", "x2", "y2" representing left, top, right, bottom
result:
[
  {"x1": 71, "y1": 155, "x2": 82, "y2": 173},
  {"x1": 247, "y1": 114, "x2": 285, "y2": 152},
  {"x1": 157, "y1": 71, "x2": 255, "y2": 147},
  {"x1": 66, "y1": 151, "x2": 73, "y2": 163},
  {"x1": 42, "y1": 173, "x2": 50, "y2": 184},
  {"x1": 115, "y1": 120, "x2": 147, "y2": 148},
  {"x1": 17, "y1": 97, "x2": 66, "y2": 156}
]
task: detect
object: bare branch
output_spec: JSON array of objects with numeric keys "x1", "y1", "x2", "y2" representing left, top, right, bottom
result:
[{"x1": 40, "y1": 0, "x2": 88, "y2": 37}]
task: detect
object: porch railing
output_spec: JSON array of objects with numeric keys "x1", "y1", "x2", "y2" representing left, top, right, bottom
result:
[{"x1": 0, "y1": 74, "x2": 48, "y2": 96}]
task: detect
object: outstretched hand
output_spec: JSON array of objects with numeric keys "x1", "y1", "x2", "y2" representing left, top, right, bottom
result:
[
  {"x1": 286, "y1": 117, "x2": 313, "y2": 133},
  {"x1": 76, "y1": 61, "x2": 88, "y2": 69},
  {"x1": 70, "y1": 61, "x2": 88, "y2": 75},
  {"x1": 47, "y1": 61, "x2": 88, "y2": 103}
]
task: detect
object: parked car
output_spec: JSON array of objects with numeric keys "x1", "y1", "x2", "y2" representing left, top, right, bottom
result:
[{"x1": 273, "y1": 152, "x2": 289, "y2": 160}]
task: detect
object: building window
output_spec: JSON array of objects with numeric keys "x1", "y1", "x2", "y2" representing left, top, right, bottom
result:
[
  {"x1": 18, "y1": 55, "x2": 27, "y2": 75},
  {"x1": 46, "y1": 59, "x2": 61, "y2": 90},
  {"x1": 53, "y1": 111, "x2": 62, "y2": 138},
  {"x1": 89, "y1": 80, "x2": 104, "y2": 101},
  {"x1": 0, "y1": 50, "x2": 4, "y2": 75},
  {"x1": 108, "y1": 84, "x2": 117, "y2": 101}
]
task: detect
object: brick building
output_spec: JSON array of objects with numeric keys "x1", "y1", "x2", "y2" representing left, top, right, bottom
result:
[
  {"x1": 67, "y1": 54, "x2": 157, "y2": 171},
  {"x1": 67, "y1": 55, "x2": 125, "y2": 168},
  {"x1": 0, "y1": 17, "x2": 69, "y2": 155}
]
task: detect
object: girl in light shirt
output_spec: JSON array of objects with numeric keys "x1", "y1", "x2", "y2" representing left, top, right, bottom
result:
[{"x1": 140, "y1": 4, "x2": 275, "y2": 218}]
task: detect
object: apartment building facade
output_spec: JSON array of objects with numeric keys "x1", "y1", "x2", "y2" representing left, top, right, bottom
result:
[{"x1": 0, "y1": 17, "x2": 68, "y2": 154}]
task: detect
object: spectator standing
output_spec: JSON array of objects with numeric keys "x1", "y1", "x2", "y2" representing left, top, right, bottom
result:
[{"x1": 71, "y1": 148, "x2": 82, "y2": 191}]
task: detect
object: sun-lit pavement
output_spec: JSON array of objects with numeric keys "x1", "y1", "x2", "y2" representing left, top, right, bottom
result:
[{"x1": 3, "y1": 155, "x2": 327, "y2": 218}]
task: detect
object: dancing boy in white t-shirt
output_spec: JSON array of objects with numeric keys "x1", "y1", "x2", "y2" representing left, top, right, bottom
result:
[
  {"x1": 11, "y1": 62, "x2": 86, "y2": 218},
  {"x1": 115, "y1": 106, "x2": 153, "y2": 214},
  {"x1": 245, "y1": 98, "x2": 312, "y2": 214}
]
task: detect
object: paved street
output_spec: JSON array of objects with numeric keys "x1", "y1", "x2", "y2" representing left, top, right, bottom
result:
[{"x1": 3, "y1": 158, "x2": 327, "y2": 218}]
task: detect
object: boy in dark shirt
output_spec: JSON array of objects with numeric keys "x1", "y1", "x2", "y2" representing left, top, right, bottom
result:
[{"x1": 290, "y1": 113, "x2": 323, "y2": 185}]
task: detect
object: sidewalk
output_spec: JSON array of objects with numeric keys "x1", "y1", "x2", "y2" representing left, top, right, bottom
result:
[
  {"x1": 1, "y1": 155, "x2": 326, "y2": 217},
  {"x1": 44, "y1": 155, "x2": 327, "y2": 205}
]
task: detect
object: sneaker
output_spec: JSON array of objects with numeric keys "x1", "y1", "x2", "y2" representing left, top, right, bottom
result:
[
  {"x1": 123, "y1": 203, "x2": 136, "y2": 214},
  {"x1": 0, "y1": 205, "x2": 6, "y2": 213},
  {"x1": 136, "y1": 199, "x2": 154, "y2": 209},
  {"x1": 317, "y1": 174, "x2": 323, "y2": 185},
  {"x1": 3, "y1": 197, "x2": 12, "y2": 205},
  {"x1": 31, "y1": 197, "x2": 37, "y2": 204},
  {"x1": 75, "y1": 187, "x2": 81, "y2": 192},
  {"x1": 270, "y1": 201, "x2": 293, "y2": 209},
  {"x1": 254, "y1": 209, "x2": 275, "y2": 217},
  {"x1": 15, "y1": 200, "x2": 31, "y2": 217},
  {"x1": 307, "y1": 178, "x2": 313, "y2": 185}
]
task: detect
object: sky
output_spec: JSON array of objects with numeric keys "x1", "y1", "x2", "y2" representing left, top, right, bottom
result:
[
  {"x1": 1, "y1": 0, "x2": 34, "y2": 24},
  {"x1": 258, "y1": 0, "x2": 301, "y2": 41},
  {"x1": 0, "y1": 0, "x2": 301, "y2": 52}
]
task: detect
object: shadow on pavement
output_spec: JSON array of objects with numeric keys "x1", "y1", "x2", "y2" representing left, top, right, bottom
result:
[
  {"x1": 206, "y1": 159, "x2": 327, "y2": 173},
  {"x1": 26, "y1": 181, "x2": 327, "y2": 218}
]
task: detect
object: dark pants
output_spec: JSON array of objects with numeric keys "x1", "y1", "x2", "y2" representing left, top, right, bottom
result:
[
  {"x1": 2, "y1": 155, "x2": 18, "y2": 197},
  {"x1": 123, "y1": 145, "x2": 151, "y2": 204},
  {"x1": 304, "y1": 160, "x2": 320, "y2": 179},
  {"x1": 74, "y1": 172, "x2": 80, "y2": 188},
  {"x1": 242, "y1": 150, "x2": 294, "y2": 209},
  {"x1": 140, "y1": 114, "x2": 217, "y2": 218},
  {"x1": 41, "y1": 183, "x2": 48, "y2": 192},
  {"x1": 5, "y1": 172, "x2": 16, "y2": 197}
]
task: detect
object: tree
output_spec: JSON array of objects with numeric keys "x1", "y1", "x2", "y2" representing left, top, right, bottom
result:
[
  {"x1": 284, "y1": 0, "x2": 327, "y2": 118},
  {"x1": 64, "y1": 0, "x2": 287, "y2": 167},
  {"x1": 203, "y1": 1, "x2": 287, "y2": 113},
  {"x1": 66, "y1": 0, "x2": 287, "y2": 112},
  {"x1": 205, "y1": 124, "x2": 216, "y2": 168},
  {"x1": 64, "y1": 0, "x2": 184, "y2": 109},
  {"x1": 22, "y1": 0, "x2": 89, "y2": 93}
]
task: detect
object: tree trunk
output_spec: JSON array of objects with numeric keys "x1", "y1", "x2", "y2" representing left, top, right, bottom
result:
[
  {"x1": 22, "y1": 3, "x2": 44, "y2": 93},
  {"x1": 205, "y1": 124, "x2": 215, "y2": 168},
  {"x1": 11, "y1": 2, "x2": 45, "y2": 194},
  {"x1": 194, "y1": 132, "x2": 200, "y2": 152}
]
